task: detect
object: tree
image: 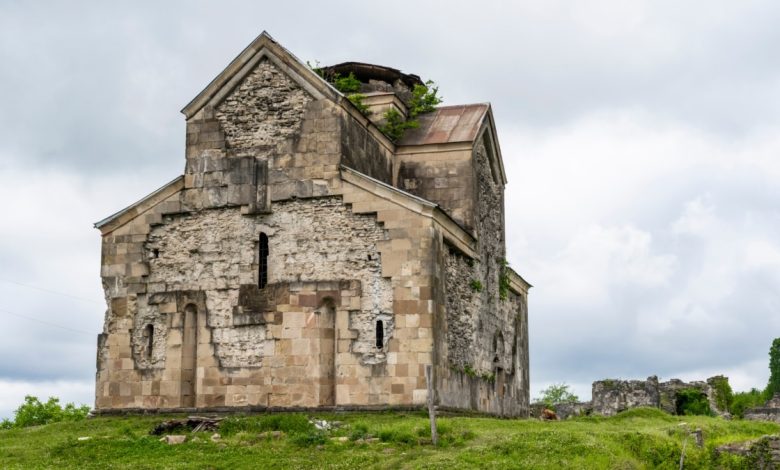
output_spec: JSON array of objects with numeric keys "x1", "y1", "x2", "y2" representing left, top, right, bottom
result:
[
  {"x1": 767, "y1": 338, "x2": 780, "y2": 400},
  {"x1": 1, "y1": 396, "x2": 90, "y2": 429},
  {"x1": 535, "y1": 383, "x2": 580, "y2": 409}
]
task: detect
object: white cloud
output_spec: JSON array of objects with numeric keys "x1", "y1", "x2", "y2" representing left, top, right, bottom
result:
[{"x1": 0, "y1": 379, "x2": 94, "y2": 421}]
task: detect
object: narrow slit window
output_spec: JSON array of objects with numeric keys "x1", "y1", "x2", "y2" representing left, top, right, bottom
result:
[
  {"x1": 259, "y1": 233, "x2": 269, "y2": 288},
  {"x1": 144, "y1": 324, "x2": 154, "y2": 359},
  {"x1": 375, "y1": 320, "x2": 384, "y2": 349}
]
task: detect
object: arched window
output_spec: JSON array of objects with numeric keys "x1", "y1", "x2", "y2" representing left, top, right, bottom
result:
[
  {"x1": 375, "y1": 320, "x2": 384, "y2": 349},
  {"x1": 259, "y1": 233, "x2": 269, "y2": 288},
  {"x1": 144, "y1": 324, "x2": 154, "y2": 359}
]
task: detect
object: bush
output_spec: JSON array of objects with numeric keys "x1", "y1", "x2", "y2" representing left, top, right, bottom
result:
[
  {"x1": 2, "y1": 396, "x2": 90, "y2": 429},
  {"x1": 731, "y1": 388, "x2": 766, "y2": 418},
  {"x1": 675, "y1": 388, "x2": 713, "y2": 416}
]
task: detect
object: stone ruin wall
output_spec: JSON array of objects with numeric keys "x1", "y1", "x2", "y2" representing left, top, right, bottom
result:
[
  {"x1": 744, "y1": 393, "x2": 780, "y2": 423},
  {"x1": 590, "y1": 375, "x2": 730, "y2": 417}
]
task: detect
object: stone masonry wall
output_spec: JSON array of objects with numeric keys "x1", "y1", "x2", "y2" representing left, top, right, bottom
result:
[
  {"x1": 397, "y1": 148, "x2": 475, "y2": 230},
  {"x1": 132, "y1": 197, "x2": 392, "y2": 369},
  {"x1": 215, "y1": 58, "x2": 311, "y2": 155},
  {"x1": 433, "y1": 133, "x2": 529, "y2": 417}
]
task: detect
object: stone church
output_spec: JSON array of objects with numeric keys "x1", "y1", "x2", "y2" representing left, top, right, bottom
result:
[{"x1": 94, "y1": 32, "x2": 531, "y2": 416}]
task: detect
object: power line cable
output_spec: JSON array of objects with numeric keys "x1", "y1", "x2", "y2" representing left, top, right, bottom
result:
[
  {"x1": 0, "y1": 308, "x2": 95, "y2": 336},
  {"x1": 0, "y1": 278, "x2": 103, "y2": 305}
]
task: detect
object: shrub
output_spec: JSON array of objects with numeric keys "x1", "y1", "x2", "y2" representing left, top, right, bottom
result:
[
  {"x1": 379, "y1": 108, "x2": 418, "y2": 142},
  {"x1": 469, "y1": 279, "x2": 483, "y2": 293},
  {"x1": 378, "y1": 81, "x2": 442, "y2": 141},
  {"x1": 408, "y1": 80, "x2": 442, "y2": 118},
  {"x1": 731, "y1": 388, "x2": 766, "y2": 418},
  {"x1": 675, "y1": 388, "x2": 713, "y2": 416},
  {"x1": 347, "y1": 93, "x2": 370, "y2": 115},
  {"x1": 2, "y1": 396, "x2": 90, "y2": 429},
  {"x1": 332, "y1": 72, "x2": 362, "y2": 94}
]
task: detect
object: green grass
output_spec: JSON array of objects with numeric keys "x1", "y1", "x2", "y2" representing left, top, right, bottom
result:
[{"x1": 0, "y1": 408, "x2": 777, "y2": 469}]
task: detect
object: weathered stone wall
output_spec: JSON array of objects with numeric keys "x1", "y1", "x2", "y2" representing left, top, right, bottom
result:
[
  {"x1": 132, "y1": 198, "x2": 391, "y2": 369},
  {"x1": 396, "y1": 147, "x2": 475, "y2": 229},
  {"x1": 717, "y1": 435, "x2": 780, "y2": 468},
  {"x1": 215, "y1": 59, "x2": 311, "y2": 154},
  {"x1": 431, "y1": 133, "x2": 529, "y2": 417},
  {"x1": 340, "y1": 112, "x2": 394, "y2": 186},
  {"x1": 745, "y1": 393, "x2": 780, "y2": 423},
  {"x1": 592, "y1": 376, "x2": 661, "y2": 416}
]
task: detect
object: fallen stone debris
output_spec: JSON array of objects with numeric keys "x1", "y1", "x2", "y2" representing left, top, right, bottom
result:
[{"x1": 150, "y1": 416, "x2": 223, "y2": 435}]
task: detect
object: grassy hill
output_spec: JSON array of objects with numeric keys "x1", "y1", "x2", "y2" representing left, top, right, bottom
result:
[{"x1": 1, "y1": 408, "x2": 778, "y2": 469}]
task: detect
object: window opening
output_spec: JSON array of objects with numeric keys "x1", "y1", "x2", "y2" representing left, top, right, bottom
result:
[
  {"x1": 259, "y1": 233, "x2": 269, "y2": 288},
  {"x1": 375, "y1": 320, "x2": 384, "y2": 349},
  {"x1": 144, "y1": 324, "x2": 154, "y2": 359}
]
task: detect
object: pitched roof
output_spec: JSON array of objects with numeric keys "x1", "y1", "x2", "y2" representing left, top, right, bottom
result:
[
  {"x1": 181, "y1": 31, "x2": 339, "y2": 119},
  {"x1": 397, "y1": 104, "x2": 489, "y2": 146}
]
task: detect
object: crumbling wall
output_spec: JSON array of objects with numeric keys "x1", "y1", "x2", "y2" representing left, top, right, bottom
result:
[
  {"x1": 591, "y1": 375, "x2": 730, "y2": 416},
  {"x1": 592, "y1": 376, "x2": 661, "y2": 416},
  {"x1": 130, "y1": 296, "x2": 167, "y2": 369},
  {"x1": 136, "y1": 197, "x2": 391, "y2": 369},
  {"x1": 443, "y1": 249, "x2": 479, "y2": 369},
  {"x1": 744, "y1": 393, "x2": 780, "y2": 423}
]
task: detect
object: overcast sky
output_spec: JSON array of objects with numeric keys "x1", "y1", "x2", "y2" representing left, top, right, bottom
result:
[{"x1": 1, "y1": 1, "x2": 779, "y2": 419}]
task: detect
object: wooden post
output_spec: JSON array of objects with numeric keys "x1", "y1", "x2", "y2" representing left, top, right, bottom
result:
[{"x1": 425, "y1": 364, "x2": 438, "y2": 446}]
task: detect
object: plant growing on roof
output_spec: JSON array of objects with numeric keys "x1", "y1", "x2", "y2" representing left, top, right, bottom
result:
[
  {"x1": 408, "y1": 80, "x2": 442, "y2": 117},
  {"x1": 332, "y1": 72, "x2": 362, "y2": 94},
  {"x1": 379, "y1": 80, "x2": 442, "y2": 142},
  {"x1": 347, "y1": 94, "x2": 370, "y2": 115},
  {"x1": 379, "y1": 108, "x2": 418, "y2": 142}
]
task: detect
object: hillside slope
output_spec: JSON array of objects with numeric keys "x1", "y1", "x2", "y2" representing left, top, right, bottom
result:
[{"x1": 1, "y1": 408, "x2": 778, "y2": 469}]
